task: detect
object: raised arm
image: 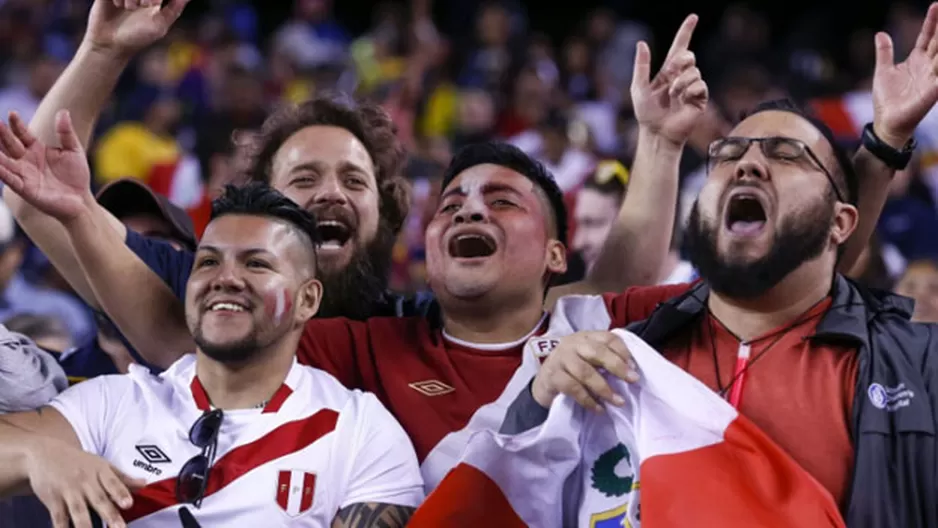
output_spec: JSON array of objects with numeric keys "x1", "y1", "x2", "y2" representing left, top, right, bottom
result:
[
  {"x1": 840, "y1": 3, "x2": 938, "y2": 271},
  {"x1": 0, "y1": 111, "x2": 192, "y2": 368},
  {"x1": 546, "y1": 15, "x2": 706, "y2": 307},
  {"x1": 1, "y1": 0, "x2": 190, "y2": 307}
]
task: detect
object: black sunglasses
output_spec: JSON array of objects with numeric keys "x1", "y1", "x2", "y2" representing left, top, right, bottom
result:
[
  {"x1": 175, "y1": 409, "x2": 223, "y2": 508},
  {"x1": 707, "y1": 136, "x2": 846, "y2": 203}
]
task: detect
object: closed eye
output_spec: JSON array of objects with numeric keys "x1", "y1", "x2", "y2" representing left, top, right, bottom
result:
[{"x1": 246, "y1": 259, "x2": 272, "y2": 270}]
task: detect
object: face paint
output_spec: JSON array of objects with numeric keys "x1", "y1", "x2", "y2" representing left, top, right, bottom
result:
[
  {"x1": 265, "y1": 288, "x2": 292, "y2": 326},
  {"x1": 459, "y1": 173, "x2": 487, "y2": 212}
]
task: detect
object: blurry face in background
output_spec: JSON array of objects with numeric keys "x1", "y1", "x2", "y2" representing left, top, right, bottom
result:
[
  {"x1": 28, "y1": 57, "x2": 64, "y2": 98},
  {"x1": 564, "y1": 38, "x2": 591, "y2": 74},
  {"x1": 297, "y1": 0, "x2": 331, "y2": 22},
  {"x1": 425, "y1": 165, "x2": 566, "y2": 307},
  {"x1": 895, "y1": 262, "x2": 938, "y2": 323},
  {"x1": 146, "y1": 98, "x2": 183, "y2": 135},
  {"x1": 571, "y1": 188, "x2": 622, "y2": 271},
  {"x1": 477, "y1": 4, "x2": 510, "y2": 47}
]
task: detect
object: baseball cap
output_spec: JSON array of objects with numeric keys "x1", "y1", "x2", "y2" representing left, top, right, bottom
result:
[{"x1": 96, "y1": 178, "x2": 197, "y2": 252}]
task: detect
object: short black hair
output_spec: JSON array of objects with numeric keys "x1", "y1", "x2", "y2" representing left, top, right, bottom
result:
[
  {"x1": 745, "y1": 98, "x2": 858, "y2": 205},
  {"x1": 440, "y1": 142, "x2": 568, "y2": 245},
  {"x1": 210, "y1": 183, "x2": 322, "y2": 270}
]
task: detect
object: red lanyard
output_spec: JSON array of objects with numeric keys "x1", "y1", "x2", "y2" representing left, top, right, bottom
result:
[{"x1": 727, "y1": 343, "x2": 751, "y2": 409}]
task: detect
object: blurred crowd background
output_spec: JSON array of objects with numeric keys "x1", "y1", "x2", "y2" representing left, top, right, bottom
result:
[{"x1": 2, "y1": 0, "x2": 938, "y2": 357}]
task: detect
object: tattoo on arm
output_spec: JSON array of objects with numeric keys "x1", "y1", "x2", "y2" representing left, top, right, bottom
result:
[{"x1": 332, "y1": 502, "x2": 415, "y2": 528}]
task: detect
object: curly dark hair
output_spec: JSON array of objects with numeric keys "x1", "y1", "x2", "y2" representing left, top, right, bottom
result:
[{"x1": 243, "y1": 95, "x2": 411, "y2": 234}]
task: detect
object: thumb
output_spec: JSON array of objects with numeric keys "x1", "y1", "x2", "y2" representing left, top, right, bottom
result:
[
  {"x1": 54, "y1": 110, "x2": 81, "y2": 152},
  {"x1": 632, "y1": 41, "x2": 651, "y2": 89},
  {"x1": 874, "y1": 32, "x2": 895, "y2": 71}
]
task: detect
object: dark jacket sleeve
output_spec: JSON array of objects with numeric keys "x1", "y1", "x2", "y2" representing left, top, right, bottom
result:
[{"x1": 499, "y1": 380, "x2": 550, "y2": 435}]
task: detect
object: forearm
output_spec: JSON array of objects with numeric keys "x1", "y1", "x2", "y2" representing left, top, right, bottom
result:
[
  {"x1": 0, "y1": 425, "x2": 33, "y2": 498},
  {"x1": 838, "y1": 130, "x2": 906, "y2": 272},
  {"x1": 547, "y1": 128, "x2": 682, "y2": 305},
  {"x1": 64, "y1": 206, "x2": 192, "y2": 369},
  {"x1": 4, "y1": 44, "x2": 131, "y2": 307},
  {"x1": 333, "y1": 503, "x2": 414, "y2": 528}
]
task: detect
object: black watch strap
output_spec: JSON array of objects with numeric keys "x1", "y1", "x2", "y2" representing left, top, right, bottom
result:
[{"x1": 861, "y1": 123, "x2": 916, "y2": 170}]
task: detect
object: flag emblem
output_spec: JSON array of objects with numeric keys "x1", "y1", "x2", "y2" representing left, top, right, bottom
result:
[{"x1": 276, "y1": 470, "x2": 316, "y2": 517}]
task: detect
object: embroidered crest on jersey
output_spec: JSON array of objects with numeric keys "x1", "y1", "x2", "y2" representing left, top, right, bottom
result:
[
  {"x1": 408, "y1": 380, "x2": 455, "y2": 396},
  {"x1": 276, "y1": 470, "x2": 316, "y2": 517},
  {"x1": 530, "y1": 337, "x2": 559, "y2": 360}
]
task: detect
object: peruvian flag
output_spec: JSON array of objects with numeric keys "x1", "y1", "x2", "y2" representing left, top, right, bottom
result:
[
  {"x1": 409, "y1": 329, "x2": 845, "y2": 528},
  {"x1": 275, "y1": 470, "x2": 316, "y2": 517}
]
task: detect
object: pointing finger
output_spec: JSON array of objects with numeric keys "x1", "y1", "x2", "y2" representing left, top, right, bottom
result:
[{"x1": 664, "y1": 14, "x2": 699, "y2": 63}]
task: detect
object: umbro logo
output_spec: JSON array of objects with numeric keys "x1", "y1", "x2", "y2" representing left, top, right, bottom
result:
[
  {"x1": 408, "y1": 379, "x2": 454, "y2": 397},
  {"x1": 133, "y1": 445, "x2": 171, "y2": 476}
]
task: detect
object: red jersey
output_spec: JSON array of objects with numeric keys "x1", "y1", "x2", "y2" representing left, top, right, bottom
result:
[{"x1": 296, "y1": 283, "x2": 692, "y2": 491}]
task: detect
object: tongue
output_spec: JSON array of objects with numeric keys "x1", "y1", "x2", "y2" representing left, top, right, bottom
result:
[{"x1": 730, "y1": 220, "x2": 765, "y2": 235}]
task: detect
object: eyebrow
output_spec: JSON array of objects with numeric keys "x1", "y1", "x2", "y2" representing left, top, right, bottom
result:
[
  {"x1": 289, "y1": 161, "x2": 327, "y2": 174},
  {"x1": 197, "y1": 246, "x2": 275, "y2": 259},
  {"x1": 440, "y1": 182, "x2": 525, "y2": 201}
]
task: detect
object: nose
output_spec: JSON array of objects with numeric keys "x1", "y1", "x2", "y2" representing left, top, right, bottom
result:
[
  {"x1": 452, "y1": 200, "x2": 488, "y2": 225},
  {"x1": 733, "y1": 152, "x2": 770, "y2": 183},
  {"x1": 313, "y1": 175, "x2": 347, "y2": 206},
  {"x1": 209, "y1": 261, "x2": 246, "y2": 292}
]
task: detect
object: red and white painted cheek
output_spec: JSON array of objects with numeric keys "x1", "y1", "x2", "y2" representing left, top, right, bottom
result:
[{"x1": 264, "y1": 288, "x2": 293, "y2": 327}]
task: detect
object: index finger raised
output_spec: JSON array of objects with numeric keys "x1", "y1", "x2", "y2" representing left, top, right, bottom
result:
[{"x1": 664, "y1": 14, "x2": 699, "y2": 63}]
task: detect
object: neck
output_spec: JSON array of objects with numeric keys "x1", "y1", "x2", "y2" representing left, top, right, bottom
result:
[
  {"x1": 658, "y1": 251, "x2": 681, "y2": 282},
  {"x1": 441, "y1": 297, "x2": 544, "y2": 344},
  {"x1": 707, "y1": 261, "x2": 834, "y2": 342},
  {"x1": 195, "y1": 337, "x2": 298, "y2": 410}
]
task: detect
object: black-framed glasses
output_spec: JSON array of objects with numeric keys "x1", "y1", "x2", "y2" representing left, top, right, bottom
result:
[
  {"x1": 175, "y1": 409, "x2": 223, "y2": 508},
  {"x1": 707, "y1": 136, "x2": 846, "y2": 203}
]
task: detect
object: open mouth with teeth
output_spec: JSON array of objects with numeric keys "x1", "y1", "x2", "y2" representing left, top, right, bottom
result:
[
  {"x1": 725, "y1": 194, "x2": 767, "y2": 236},
  {"x1": 207, "y1": 301, "x2": 249, "y2": 314},
  {"x1": 317, "y1": 220, "x2": 352, "y2": 250},
  {"x1": 448, "y1": 233, "x2": 497, "y2": 259}
]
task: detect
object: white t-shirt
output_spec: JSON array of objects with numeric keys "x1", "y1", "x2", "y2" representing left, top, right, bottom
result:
[{"x1": 49, "y1": 354, "x2": 424, "y2": 527}]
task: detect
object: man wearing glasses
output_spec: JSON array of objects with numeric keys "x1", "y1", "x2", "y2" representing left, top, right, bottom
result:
[
  {"x1": 506, "y1": 6, "x2": 938, "y2": 522},
  {"x1": 0, "y1": 183, "x2": 423, "y2": 528}
]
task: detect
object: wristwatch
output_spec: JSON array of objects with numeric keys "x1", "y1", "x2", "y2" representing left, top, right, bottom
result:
[{"x1": 861, "y1": 123, "x2": 916, "y2": 170}]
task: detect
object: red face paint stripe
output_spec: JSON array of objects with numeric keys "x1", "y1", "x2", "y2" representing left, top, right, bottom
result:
[{"x1": 122, "y1": 409, "x2": 339, "y2": 523}]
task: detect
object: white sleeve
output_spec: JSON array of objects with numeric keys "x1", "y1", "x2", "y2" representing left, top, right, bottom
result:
[
  {"x1": 338, "y1": 392, "x2": 425, "y2": 509},
  {"x1": 47, "y1": 375, "x2": 135, "y2": 456}
]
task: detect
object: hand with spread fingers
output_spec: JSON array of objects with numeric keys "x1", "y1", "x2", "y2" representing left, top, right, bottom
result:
[
  {"x1": 630, "y1": 14, "x2": 708, "y2": 147},
  {"x1": 87, "y1": 0, "x2": 192, "y2": 56},
  {"x1": 531, "y1": 331, "x2": 639, "y2": 412},
  {"x1": 0, "y1": 111, "x2": 95, "y2": 223},
  {"x1": 26, "y1": 437, "x2": 145, "y2": 528},
  {"x1": 872, "y1": 2, "x2": 938, "y2": 148}
]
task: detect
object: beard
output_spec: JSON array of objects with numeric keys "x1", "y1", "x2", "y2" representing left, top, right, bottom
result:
[
  {"x1": 685, "y1": 190, "x2": 835, "y2": 299},
  {"x1": 315, "y1": 218, "x2": 396, "y2": 320},
  {"x1": 193, "y1": 323, "x2": 262, "y2": 364}
]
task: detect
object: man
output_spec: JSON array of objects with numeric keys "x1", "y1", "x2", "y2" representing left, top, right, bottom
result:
[
  {"x1": 501, "y1": 8, "x2": 938, "y2": 524},
  {"x1": 570, "y1": 160, "x2": 629, "y2": 272},
  {"x1": 5, "y1": 0, "x2": 670, "y2": 356},
  {"x1": 0, "y1": 184, "x2": 423, "y2": 528}
]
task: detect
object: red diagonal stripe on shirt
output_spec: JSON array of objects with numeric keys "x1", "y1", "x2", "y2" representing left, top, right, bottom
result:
[{"x1": 122, "y1": 409, "x2": 339, "y2": 523}]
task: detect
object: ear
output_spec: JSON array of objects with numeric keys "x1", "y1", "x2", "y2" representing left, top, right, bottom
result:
[
  {"x1": 831, "y1": 202, "x2": 859, "y2": 247},
  {"x1": 545, "y1": 239, "x2": 568, "y2": 275},
  {"x1": 294, "y1": 278, "x2": 323, "y2": 325}
]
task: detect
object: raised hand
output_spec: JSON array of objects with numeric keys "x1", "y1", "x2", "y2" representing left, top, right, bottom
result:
[
  {"x1": 630, "y1": 14, "x2": 708, "y2": 147},
  {"x1": 872, "y1": 2, "x2": 938, "y2": 147},
  {"x1": 0, "y1": 111, "x2": 95, "y2": 222},
  {"x1": 86, "y1": 0, "x2": 192, "y2": 55}
]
